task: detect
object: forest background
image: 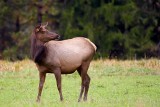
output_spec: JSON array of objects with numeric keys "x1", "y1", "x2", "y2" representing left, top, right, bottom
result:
[{"x1": 0, "y1": 0, "x2": 159, "y2": 60}]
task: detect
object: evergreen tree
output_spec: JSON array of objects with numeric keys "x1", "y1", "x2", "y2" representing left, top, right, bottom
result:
[{"x1": 0, "y1": 0, "x2": 159, "y2": 60}]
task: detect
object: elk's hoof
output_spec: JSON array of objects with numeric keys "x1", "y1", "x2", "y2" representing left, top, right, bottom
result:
[
  {"x1": 36, "y1": 99, "x2": 40, "y2": 103},
  {"x1": 83, "y1": 97, "x2": 87, "y2": 102}
]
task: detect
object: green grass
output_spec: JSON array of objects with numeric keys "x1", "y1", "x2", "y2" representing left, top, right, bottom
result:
[{"x1": 0, "y1": 59, "x2": 160, "y2": 107}]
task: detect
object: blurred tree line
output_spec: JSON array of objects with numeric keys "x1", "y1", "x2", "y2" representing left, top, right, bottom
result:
[{"x1": 0, "y1": 0, "x2": 159, "y2": 60}]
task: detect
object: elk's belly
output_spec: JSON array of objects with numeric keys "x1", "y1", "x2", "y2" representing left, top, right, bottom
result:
[{"x1": 60, "y1": 57, "x2": 82, "y2": 74}]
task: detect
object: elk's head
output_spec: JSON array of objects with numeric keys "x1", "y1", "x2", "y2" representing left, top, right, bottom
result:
[{"x1": 35, "y1": 22, "x2": 60, "y2": 43}]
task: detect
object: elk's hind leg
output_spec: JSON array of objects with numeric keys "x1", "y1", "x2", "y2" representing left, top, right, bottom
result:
[
  {"x1": 83, "y1": 74, "x2": 90, "y2": 101},
  {"x1": 77, "y1": 70, "x2": 85, "y2": 102},
  {"x1": 77, "y1": 62, "x2": 90, "y2": 102}
]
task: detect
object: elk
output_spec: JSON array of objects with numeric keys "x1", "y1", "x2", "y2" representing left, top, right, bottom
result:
[{"x1": 30, "y1": 23, "x2": 96, "y2": 102}]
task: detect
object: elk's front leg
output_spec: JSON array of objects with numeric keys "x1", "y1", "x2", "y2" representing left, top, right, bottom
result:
[
  {"x1": 54, "y1": 68, "x2": 63, "y2": 101},
  {"x1": 37, "y1": 72, "x2": 46, "y2": 102}
]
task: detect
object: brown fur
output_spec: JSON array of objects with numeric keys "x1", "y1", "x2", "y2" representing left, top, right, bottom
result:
[
  {"x1": 30, "y1": 30, "x2": 46, "y2": 64},
  {"x1": 30, "y1": 23, "x2": 96, "y2": 102},
  {"x1": 31, "y1": 24, "x2": 59, "y2": 64}
]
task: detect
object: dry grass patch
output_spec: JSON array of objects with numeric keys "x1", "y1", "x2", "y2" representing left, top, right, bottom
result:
[
  {"x1": 92, "y1": 59, "x2": 159, "y2": 71},
  {"x1": 0, "y1": 59, "x2": 36, "y2": 72}
]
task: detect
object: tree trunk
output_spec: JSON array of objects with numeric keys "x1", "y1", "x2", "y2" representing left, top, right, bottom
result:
[{"x1": 37, "y1": 0, "x2": 43, "y2": 24}]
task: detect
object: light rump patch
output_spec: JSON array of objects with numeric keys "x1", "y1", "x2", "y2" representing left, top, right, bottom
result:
[{"x1": 84, "y1": 38, "x2": 97, "y2": 51}]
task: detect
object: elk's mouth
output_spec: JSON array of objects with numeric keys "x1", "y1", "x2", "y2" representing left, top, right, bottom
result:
[
  {"x1": 57, "y1": 35, "x2": 61, "y2": 40},
  {"x1": 54, "y1": 35, "x2": 61, "y2": 40}
]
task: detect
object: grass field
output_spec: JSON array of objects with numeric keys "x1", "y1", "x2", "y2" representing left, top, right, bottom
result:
[{"x1": 0, "y1": 59, "x2": 160, "y2": 107}]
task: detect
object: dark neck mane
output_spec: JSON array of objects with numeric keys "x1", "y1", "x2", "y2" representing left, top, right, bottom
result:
[{"x1": 30, "y1": 31, "x2": 46, "y2": 64}]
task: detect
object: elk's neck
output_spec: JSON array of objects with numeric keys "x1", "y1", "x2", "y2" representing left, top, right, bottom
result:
[{"x1": 31, "y1": 37, "x2": 46, "y2": 64}]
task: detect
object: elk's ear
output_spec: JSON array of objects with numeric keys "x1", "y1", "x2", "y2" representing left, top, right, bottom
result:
[
  {"x1": 44, "y1": 22, "x2": 48, "y2": 27},
  {"x1": 36, "y1": 28, "x2": 40, "y2": 32},
  {"x1": 35, "y1": 24, "x2": 42, "y2": 32}
]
